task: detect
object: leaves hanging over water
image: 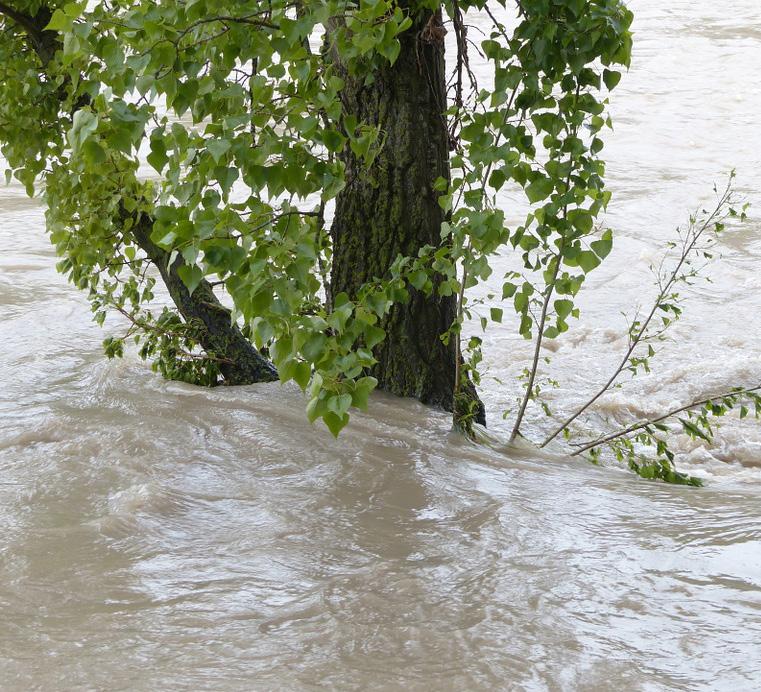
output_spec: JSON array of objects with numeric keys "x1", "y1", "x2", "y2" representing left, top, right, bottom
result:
[{"x1": 0, "y1": 0, "x2": 635, "y2": 439}]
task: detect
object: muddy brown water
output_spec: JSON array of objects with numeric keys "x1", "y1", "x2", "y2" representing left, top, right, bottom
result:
[{"x1": 1, "y1": 1, "x2": 761, "y2": 689}]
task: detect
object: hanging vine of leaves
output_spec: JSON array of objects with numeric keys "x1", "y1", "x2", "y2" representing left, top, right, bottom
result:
[{"x1": 440, "y1": 0, "x2": 633, "y2": 440}]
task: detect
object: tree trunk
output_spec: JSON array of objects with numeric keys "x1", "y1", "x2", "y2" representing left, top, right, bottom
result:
[
  {"x1": 4, "y1": 2, "x2": 277, "y2": 387},
  {"x1": 131, "y1": 214, "x2": 278, "y2": 385},
  {"x1": 330, "y1": 7, "x2": 485, "y2": 424}
]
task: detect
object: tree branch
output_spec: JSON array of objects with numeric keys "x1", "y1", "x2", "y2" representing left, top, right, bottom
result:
[
  {"x1": 0, "y1": 2, "x2": 38, "y2": 35},
  {"x1": 541, "y1": 178, "x2": 735, "y2": 447},
  {"x1": 570, "y1": 385, "x2": 761, "y2": 457},
  {"x1": 510, "y1": 84, "x2": 581, "y2": 443}
]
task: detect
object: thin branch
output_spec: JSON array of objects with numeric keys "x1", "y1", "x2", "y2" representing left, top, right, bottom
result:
[
  {"x1": 111, "y1": 303, "x2": 234, "y2": 365},
  {"x1": 570, "y1": 385, "x2": 761, "y2": 457},
  {"x1": 137, "y1": 11, "x2": 279, "y2": 57},
  {"x1": 453, "y1": 266, "x2": 469, "y2": 412},
  {"x1": 541, "y1": 179, "x2": 735, "y2": 447},
  {"x1": 510, "y1": 84, "x2": 581, "y2": 443},
  {"x1": 509, "y1": 256, "x2": 560, "y2": 442}
]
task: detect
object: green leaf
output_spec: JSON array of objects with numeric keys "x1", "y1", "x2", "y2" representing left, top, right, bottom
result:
[
  {"x1": 489, "y1": 169, "x2": 507, "y2": 191},
  {"x1": 206, "y1": 139, "x2": 231, "y2": 164},
  {"x1": 177, "y1": 265, "x2": 203, "y2": 295},
  {"x1": 82, "y1": 139, "x2": 106, "y2": 164},
  {"x1": 351, "y1": 376, "x2": 377, "y2": 411},
  {"x1": 679, "y1": 418, "x2": 711, "y2": 442},
  {"x1": 302, "y1": 333, "x2": 327, "y2": 363},
  {"x1": 568, "y1": 209, "x2": 594, "y2": 234},
  {"x1": 381, "y1": 39, "x2": 401, "y2": 65},
  {"x1": 603, "y1": 69, "x2": 622, "y2": 90},
  {"x1": 577, "y1": 251, "x2": 601, "y2": 273},
  {"x1": 323, "y1": 411, "x2": 349, "y2": 438},
  {"x1": 69, "y1": 110, "x2": 98, "y2": 151},
  {"x1": 306, "y1": 395, "x2": 324, "y2": 424},
  {"x1": 502, "y1": 282, "x2": 517, "y2": 299},
  {"x1": 293, "y1": 362, "x2": 312, "y2": 390},
  {"x1": 591, "y1": 230, "x2": 613, "y2": 259},
  {"x1": 409, "y1": 270, "x2": 427, "y2": 290},
  {"x1": 327, "y1": 393, "x2": 352, "y2": 416},
  {"x1": 554, "y1": 299, "x2": 574, "y2": 319},
  {"x1": 147, "y1": 139, "x2": 168, "y2": 173},
  {"x1": 322, "y1": 129, "x2": 346, "y2": 153},
  {"x1": 525, "y1": 176, "x2": 554, "y2": 204},
  {"x1": 364, "y1": 324, "x2": 385, "y2": 349},
  {"x1": 45, "y1": 9, "x2": 72, "y2": 32}
]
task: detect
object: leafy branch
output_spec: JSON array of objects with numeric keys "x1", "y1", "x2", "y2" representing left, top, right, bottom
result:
[
  {"x1": 510, "y1": 85, "x2": 581, "y2": 443},
  {"x1": 541, "y1": 174, "x2": 746, "y2": 447},
  {"x1": 569, "y1": 385, "x2": 761, "y2": 487}
]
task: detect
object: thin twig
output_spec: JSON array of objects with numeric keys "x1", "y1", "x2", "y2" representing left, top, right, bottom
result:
[
  {"x1": 570, "y1": 385, "x2": 761, "y2": 457},
  {"x1": 541, "y1": 179, "x2": 735, "y2": 447}
]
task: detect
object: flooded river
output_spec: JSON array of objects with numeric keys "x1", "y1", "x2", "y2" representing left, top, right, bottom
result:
[{"x1": 1, "y1": 1, "x2": 761, "y2": 689}]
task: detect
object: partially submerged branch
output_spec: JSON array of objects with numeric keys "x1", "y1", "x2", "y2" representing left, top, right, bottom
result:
[
  {"x1": 2, "y1": 0, "x2": 278, "y2": 386},
  {"x1": 130, "y1": 212, "x2": 278, "y2": 385},
  {"x1": 570, "y1": 385, "x2": 761, "y2": 457},
  {"x1": 541, "y1": 176, "x2": 741, "y2": 447},
  {"x1": 509, "y1": 255, "x2": 561, "y2": 442}
]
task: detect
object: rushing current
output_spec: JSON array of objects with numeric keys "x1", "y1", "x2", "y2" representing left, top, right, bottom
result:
[{"x1": 1, "y1": 1, "x2": 761, "y2": 689}]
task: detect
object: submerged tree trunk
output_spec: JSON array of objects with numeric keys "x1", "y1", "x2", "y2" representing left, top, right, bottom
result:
[
  {"x1": 4, "y1": 0, "x2": 483, "y2": 406},
  {"x1": 0, "y1": 3, "x2": 278, "y2": 388},
  {"x1": 131, "y1": 215, "x2": 278, "y2": 385},
  {"x1": 330, "y1": 7, "x2": 485, "y2": 424}
]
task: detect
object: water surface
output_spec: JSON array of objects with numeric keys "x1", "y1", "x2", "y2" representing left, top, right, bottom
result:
[{"x1": 1, "y1": 1, "x2": 761, "y2": 689}]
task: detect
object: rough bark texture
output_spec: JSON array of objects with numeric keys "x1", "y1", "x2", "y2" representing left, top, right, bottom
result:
[
  {"x1": 331, "y1": 8, "x2": 485, "y2": 424},
  {"x1": 132, "y1": 215, "x2": 278, "y2": 385}
]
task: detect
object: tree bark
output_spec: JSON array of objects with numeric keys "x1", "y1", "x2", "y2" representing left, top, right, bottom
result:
[
  {"x1": 131, "y1": 215, "x2": 277, "y2": 385},
  {"x1": 330, "y1": 7, "x2": 485, "y2": 424}
]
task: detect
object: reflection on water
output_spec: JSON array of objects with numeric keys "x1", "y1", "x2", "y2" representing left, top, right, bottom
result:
[{"x1": 2, "y1": 0, "x2": 761, "y2": 689}]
